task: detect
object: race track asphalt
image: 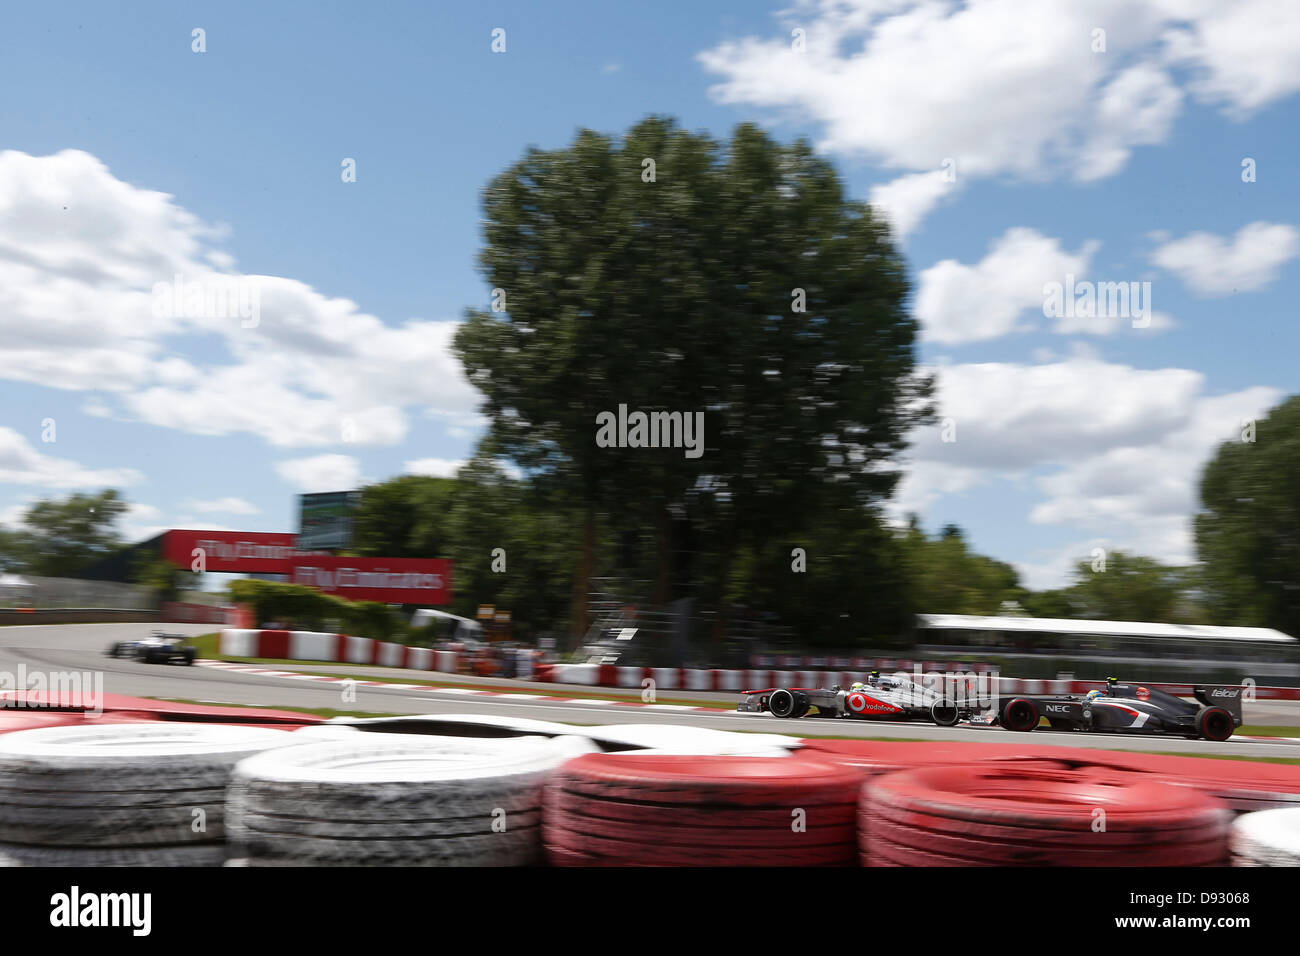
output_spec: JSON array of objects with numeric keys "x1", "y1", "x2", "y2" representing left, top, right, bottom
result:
[{"x1": 3, "y1": 623, "x2": 1299, "y2": 759}]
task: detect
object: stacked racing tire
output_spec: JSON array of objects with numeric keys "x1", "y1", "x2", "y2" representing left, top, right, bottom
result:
[
  {"x1": 860, "y1": 762, "x2": 1231, "y2": 866},
  {"x1": 0, "y1": 723, "x2": 293, "y2": 866},
  {"x1": 544, "y1": 753, "x2": 862, "y2": 866},
  {"x1": 226, "y1": 734, "x2": 593, "y2": 866},
  {"x1": 1231, "y1": 807, "x2": 1300, "y2": 866}
]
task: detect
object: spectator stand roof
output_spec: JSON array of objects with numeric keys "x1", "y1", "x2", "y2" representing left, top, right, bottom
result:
[{"x1": 916, "y1": 614, "x2": 1296, "y2": 644}]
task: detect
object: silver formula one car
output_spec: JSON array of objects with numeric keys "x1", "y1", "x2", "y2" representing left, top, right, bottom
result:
[{"x1": 736, "y1": 672, "x2": 985, "y2": 727}]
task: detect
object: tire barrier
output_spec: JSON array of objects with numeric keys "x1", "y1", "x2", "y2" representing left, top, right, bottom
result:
[
  {"x1": 0, "y1": 691, "x2": 322, "y2": 730},
  {"x1": 544, "y1": 753, "x2": 863, "y2": 866},
  {"x1": 290, "y1": 713, "x2": 585, "y2": 742},
  {"x1": 226, "y1": 735, "x2": 595, "y2": 866},
  {"x1": 0, "y1": 723, "x2": 293, "y2": 866},
  {"x1": 1071, "y1": 751, "x2": 1300, "y2": 815},
  {"x1": 1231, "y1": 807, "x2": 1300, "y2": 866},
  {"x1": 559, "y1": 723, "x2": 799, "y2": 756},
  {"x1": 798, "y1": 738, "x2": 1061, "y2": 778},
  {"x1": 860, "y1": 763, "x2": 1231, "y2": 867},
  {"x1": 0, "y1": 844, "x2": 229, "y2": 867},
  {"x1": 803, "y1": 738, "x2": 1300, "y2": 815},
  {"x1": 295, "y1": 714, "x2": 800, "y2": 755}
]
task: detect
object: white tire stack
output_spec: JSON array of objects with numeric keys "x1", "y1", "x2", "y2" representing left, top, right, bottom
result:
[
  {"x1": 290, "y1": 713, "x2": 579, "y2": 741},
  {"x1": 1231, "y1": 807, "x2": 1300, "y2": 866},
  {"x1": 0, "y1": 724, "x2": 293, "y2": 866},
  {"x1": 294, "y1": 714, "x2": 800, "y2": 756},
  {"x1": 226, "y1": 735, "x2": 594, "y2": 866}
]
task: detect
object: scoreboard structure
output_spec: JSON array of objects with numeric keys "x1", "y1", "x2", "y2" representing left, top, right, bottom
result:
[{"x1": 297, "y1": 491, "x2": 362, "y2": 550}]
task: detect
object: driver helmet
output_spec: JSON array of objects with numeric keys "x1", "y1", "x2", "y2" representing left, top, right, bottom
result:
[
  {"x1": 1084, "y1": 689, "x2": 1102, "y2": 703},
  {"x1": 850, "y1": 682, "x2": 866, "y2": 692}
]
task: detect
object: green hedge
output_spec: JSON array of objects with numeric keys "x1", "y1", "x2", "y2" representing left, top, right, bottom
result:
[{"x1": 228, "y1": 580, "x2": 401, "y2": 642}]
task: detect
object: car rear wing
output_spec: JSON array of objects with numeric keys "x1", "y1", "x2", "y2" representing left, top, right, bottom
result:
[{"x1": 1193, "y1": 685, "x2": 1244, "y2": 724}]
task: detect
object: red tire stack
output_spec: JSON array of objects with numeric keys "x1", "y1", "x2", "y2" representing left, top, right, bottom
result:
[
  {"x1": 544, "y1": 753, "x2": 862, "y2": 866},
  {"x1": 860, "y1": 763, "x2": 1231, "y2": 866}
]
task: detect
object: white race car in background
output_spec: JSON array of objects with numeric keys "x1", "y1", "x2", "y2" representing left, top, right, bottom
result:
[{"x1": 736, "y1": 672, "x2": 988, "y2": 726}]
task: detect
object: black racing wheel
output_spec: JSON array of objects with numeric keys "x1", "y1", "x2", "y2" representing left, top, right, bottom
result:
[
  {"x1": 768, "y1": 688, "x2": 797, "y2": 718},
  {"x1": 1001, "y1": 697, "x2": 1040, "y2": 732},
  {"x1": 1198, "y1": 706, "x2": 1234, "y2": 742},
  {"x1": 930, "y1": 699, "x2": 960, "y2": 727},
  {"x1": 768, "y1": 688, "x2": 810, "y2": 719}
]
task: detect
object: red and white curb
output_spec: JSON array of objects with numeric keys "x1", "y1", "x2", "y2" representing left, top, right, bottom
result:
[{"x1": 196, "y1": 660, "x2": 725, "y2": 712}]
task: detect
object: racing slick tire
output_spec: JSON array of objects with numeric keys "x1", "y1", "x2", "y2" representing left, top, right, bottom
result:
[
  {"x1": 544, "y1": 753, "x2": 861, "y2": 866},
  {"x1": 0, "y1": 843, "x2": 227, "y2": 867},
  {"x1": 929, "y1": 699, "x2": 960, "y2": 727},
  {"x1": 1197, "y1": 706, "x2": 1235, "y2": 742},
  {"x1": 859, "y1": 763, "x2": 1230, "y2": 866},
  {"x1": 106, "y1": 643, "x2": 121, "y2": 658},
  {"x1": 0, "y1": 724, "x2": 292, "y2": 848},
  {"x1": 1231, "y1": 807, "x2": 1300, "y2": 866},
  {"x1": 226, "y1": 735, "x2": 593, "y2": 866},
  {"x1": 1001, "y1": 697, "x2": 1040, "y2": 732},
  {"x1": 768, "y1": 688, "x2": 809, "y2": 719}
]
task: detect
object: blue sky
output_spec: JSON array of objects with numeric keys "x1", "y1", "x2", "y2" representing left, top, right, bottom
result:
[{"x1": 1, "y1": 0, "x2": 1297, "y2": 590}]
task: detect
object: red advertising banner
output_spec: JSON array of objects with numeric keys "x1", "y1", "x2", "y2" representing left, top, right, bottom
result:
[
  {"x1": 162, "y1": 530, "x2": 306, "y2": 573},
  {"x1": 160, "y1": 530, "x2": 452, "y2": 604},
  {"x1": 288, "y1": 556, "x2": 451, "y2": 604}
]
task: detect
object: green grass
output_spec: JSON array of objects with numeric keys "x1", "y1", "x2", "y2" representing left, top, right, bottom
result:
[
  {"x1": 187, "y1": 632, "x2": 221, "y2": 657},
  {"x1": 1238, "y1": 725, "x2": 1300, "y2": 737}
]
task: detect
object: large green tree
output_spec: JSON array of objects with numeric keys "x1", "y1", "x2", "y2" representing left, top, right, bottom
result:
[
  {"x1": 454, "y1": 116, "x2": 932, "y2": 638},
  {"x1": 352, "y1": 475, "x2": 458, "y2": 558},
  {"x1": 351, "y1": 457, "x2": 583, "y2": 641},
  {"x1": 1066, "y1": 550, "x2": 1189, "y2": 623},
  {"x1": 0, "y1": 489, "x2": 128, "y2": 577},
  {"x1": 1196, "y1": 395, "x2": 1300, "y2": 635},
  {"x1": 900, "y1": 520, "x2": 1022, "y2": 616}
]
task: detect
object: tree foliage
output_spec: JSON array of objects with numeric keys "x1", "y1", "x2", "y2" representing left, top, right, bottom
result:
[
  {"x1": 1066, "y1": 550, "x2": 1191, "y2": 623},
  {"x1": 899, "y1": 518, "x2": 1022, "y2": 616},
  {"x1": 1196, "y1": 395, "x2": 1300, "y2": 635},
  {"x1": 453, "y1": 116, "x2": 933, "y2": 640},
  {"x1": 228, "y1": 579, "x2": 398, "y2": 642},
  {"x1": 0, "y1": 489, "x2": 127, "y2": 577}
]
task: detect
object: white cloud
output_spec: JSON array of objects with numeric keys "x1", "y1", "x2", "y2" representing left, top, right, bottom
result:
[
  {"x1": 888, "y1": 460, "x2": 992, "y2": 522},
  {"x1": 274, "y1": 454, "x2": 362, "y2": 493},
  {"x1": 0, "y1": 149, "x2": 481, "y2": 447},
  {"x1": 1014, "y1": 537, "x2": 1112, "y2": 592},
  {"x1": 895, "y1": 357, "x2": 1284, "y2": 586},
  {"x1": 1027, "y1": 385, "x2": 1280, "y2": 534},
  {"x1": 868, "y1": 170, "x2": 956, "y2": 240},
  {"x1": 1151, "y1": 221, "x2": 1300, "y2": 296},
  {"x1": 0, "y1": 427, "x2": 144, "y2": 488},
  {"x1": 1159, "y1": 0, "x2": 1300, "y2": 118},
  {"x1": 182, "y1": 497, "x2": 260, "y2": 515},
  {"x1": 916, "y1": 229, "x2": 1098, "y2": 344},
  {"x1": 699, "y1": 0, "x2": 1300, "y2": 233},
  {"x1": 403, "y1": 458, "x2": 464, "y2": 479}
]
